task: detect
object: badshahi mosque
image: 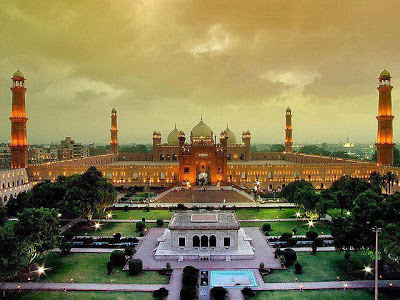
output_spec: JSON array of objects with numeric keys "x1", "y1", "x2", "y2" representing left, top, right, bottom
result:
[{"x1": 1, "y1": 69, "x2": 399, "y2": 203}]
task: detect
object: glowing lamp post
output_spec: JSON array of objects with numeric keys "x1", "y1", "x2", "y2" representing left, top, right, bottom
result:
[{"x1": 372, "y1": 226, "x2": 382, "y2": 300}]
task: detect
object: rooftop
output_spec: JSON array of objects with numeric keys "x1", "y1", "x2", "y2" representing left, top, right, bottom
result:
[
  {"x1": 169, "y1": 211, "x2": 240, "y2": 230},
  {"x1": 229, "y1": 160, "x2": 298, "y2": 165}
]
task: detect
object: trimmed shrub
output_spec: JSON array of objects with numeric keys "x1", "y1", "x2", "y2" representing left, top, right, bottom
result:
[
  {"x1": 182, "y1": 265, "x2": 199, "y2": 287},
  {"x1": 107, "y1": 260, "x2": 114, "y2": 275},
  {"x1": 114, "y1": 232, "x2": 121, "y2": 242},
  {"x1": 145, "y1": 205, "x2": 150, "y2": 212},
  {"x1": 110, "y1": 250, "x2": 126, "y2": 267},
  {"x1": 180, "y1": 286, "x2": 197, "y2": 300},
  {"x1": 153, "y1": 287, "x2": 169, "y2": 299},
  {"x1": 136, "y1": 221, "x2": 146, "y2": 232},
  {"x1": 128, "y1": 259, "x2": 143, "y2": 276},
  {"x1": 242, "y1": 287, "x2": 256, "y2": 297},
  {"x1": 59, "y1": 241, "x2": 72, "y2": 255},
  {"x1": 262, "y1": 223, "x2": 271, "y2": 232},
  {"x1": 124, "y1": 245, "x2": 135, "y2": 257},
  {"x1": 286, "y1": 237, "x2": 297, "y2": 247},
  {"x1": 280, "y1": 232, "x2": 292, "y2": 241},
  {"x1": 311, "y1": 242, "x2": 318, "y2": 255},
  {"x1": 177, "y1": 203, "x2": 186, "y2": 210},
  {"x1": 183, "y1": 266, "x2": 199, "y2": 276},
  {"x1": 210, "y1": 286, "x2": 227, "y2": 300},
  {"x1": 142, "y1": 217, "x2": 146, "y2": 222},
  {"x1": 292, "y1": 227, "x2": 298, "y2": 235},
  {"x1": 182, "y1": 273, "x2": 198, "y2": 287},
  {"x1": 156, "y1": 219, "x2": 164, "y2": 227},
  {"x1": 282, "y1": 248, "x2": 297, "y2": 266},
  {"x1": 294, "y1": 262, "x2": 303, "y2": 274},
  {"x1": 315, "y1": 237, "x2": 324, "y2": 247},
  {"x1": 166, "y1": 262, "x2": 172, "y2": 271},
  {"x1": 259, "y1": 262, "x2": 265, "y2": 270},
  {"x1": 306, "y1": 230, "x2": 318, "y2": 241},
  {"x1": 124, "y1": 205, "x2": 129, "y2": 212}
]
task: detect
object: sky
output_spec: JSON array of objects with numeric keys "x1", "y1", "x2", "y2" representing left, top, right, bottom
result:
[{"x1": 1, "y1": 0, "x2": 400, "y2": 145}]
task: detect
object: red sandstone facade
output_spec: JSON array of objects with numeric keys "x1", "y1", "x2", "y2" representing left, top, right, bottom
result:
[
  {"x1": 376, "y1": 70, "x2": 394, "y2": 165},
  {"x1": 10, "y1": 70, "x2": 28, "y2": 169},
  {"x1": 178, "y1": 131, "x2": 228, "y2": 185}
]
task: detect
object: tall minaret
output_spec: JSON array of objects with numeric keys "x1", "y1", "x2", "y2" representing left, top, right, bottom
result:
[
  {"x1": 10, "y1": 70, "x2": 28, "y2": 169},
  {"x1": 110, "y1": 108, "x2": 119, "y2": 154},
  {"x1": 285, "y1": 107, "x2": 293, "y2": 153},
  {"x1": 376, "y1": 70, "x2": 395, "y2": 165}
]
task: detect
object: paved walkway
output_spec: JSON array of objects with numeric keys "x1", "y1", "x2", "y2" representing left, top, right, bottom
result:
[
  {"x1": 60, "y1": 218, "x2": 81, "y2": 234},
  {"x1": 2, "y1": 280, "x2": 397, "y2": 295},
  {"x1": 256, "y1": 280, "x2": 400, "y2": 291},
  {"x1": 0, "y1": 282, "x2": 166, "y2": 292},
  {"x1": 227, "y1": 288, "x2": 244, "y2": 300},
  {"x1": 68, "y1": 217, "x2": 317, "y2": 223},
  {"x1": 166, "y1": 269, "x2": 182, "y2": 300}
]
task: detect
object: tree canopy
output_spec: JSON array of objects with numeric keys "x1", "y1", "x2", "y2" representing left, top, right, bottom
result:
[{"x1": 7, "y1": 166, "x2": 116, "y2": 219}]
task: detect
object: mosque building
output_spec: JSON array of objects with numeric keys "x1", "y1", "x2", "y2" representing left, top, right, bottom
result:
[{"x1": 1, "y1": 69, "x2": 400, "y2": 204}]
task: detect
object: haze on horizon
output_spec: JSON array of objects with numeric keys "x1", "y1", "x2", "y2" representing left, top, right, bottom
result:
[{"x1": 1, "y1": 0, "x2": 400, "y2": 145}]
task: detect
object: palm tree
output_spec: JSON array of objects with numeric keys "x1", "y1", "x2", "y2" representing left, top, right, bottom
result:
[
  {"x1": 369, "y1": 171, "x2": 386, "y2": 193},
  {"x1": 386, "y1": 171, "x2": 398, "y2": 195}
]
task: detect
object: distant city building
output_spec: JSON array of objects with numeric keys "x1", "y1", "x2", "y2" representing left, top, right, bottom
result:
[
  {"x1": 0, "y1": 144, "x2": 11, "y2": 168},
  {"x1": 58, "y1": 137, "x2": 89, "y2": 160},
  {"x1": 28, "y1": 145, "x2": 58, "y2": 163}
]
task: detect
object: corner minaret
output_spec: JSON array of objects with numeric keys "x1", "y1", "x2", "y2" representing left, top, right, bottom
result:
[
  {"x1": 285, "y1": 107, "x2": 293, "y2": 153},
  {"x1": 376, "y1": 70, "x2": 394, "y2": 165},
  {"x1": 110, "y1": 108, "x2": 119, "y2": 154},
  {"x1": 10, "y1": 70, "x2": 28, "y2": 169}
]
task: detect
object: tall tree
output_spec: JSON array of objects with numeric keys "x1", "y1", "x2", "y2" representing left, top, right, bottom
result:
[
  {"x1": 281, "y1": 180, "x2": 314, "y2": 203},
  {"x1": 0, "y1": 225, "x2": 31, "y2": 281},
  {"x1": 329, "y1": 176, "x2": 372, "y2": 214},
  {"x1": 385, "y1": 171, "x2": 398, "y2": 195},
  {"x1": 14, "y1": 208, "x2": 60, "y2": 262}
]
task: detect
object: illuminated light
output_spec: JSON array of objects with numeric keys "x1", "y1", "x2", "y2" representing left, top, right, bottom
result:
[
  {"x1": 364, "y1": 266, "x2": 372, "y2": 273},
  {"x1": 295, "y1": 212, "x2": 301, "y2": 218},
  {"x1": 346, "y1": 211, "x2": 351, "y2": 216},
  {"x1": 94, "y1": 223, "x2": 101, "y2": 230},
  {"x1": 307, "y1": 220, "x2": 315, "y2": 228},
  {"x1": 37, "y1": 266, "x2": 46, "y2": 275}
]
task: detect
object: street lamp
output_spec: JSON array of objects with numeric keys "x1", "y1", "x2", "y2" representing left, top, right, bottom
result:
[{"x1": 372, "y1": 226, "x2": 382, "y2": 300}]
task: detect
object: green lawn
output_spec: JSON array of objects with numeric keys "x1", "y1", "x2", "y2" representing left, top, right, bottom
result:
[
  {"x1": 70, "y1": 222, "x2": 165, "y2": 237},
  {"x1": 253, "y1": 290, "x2": 397, "y2": 300},
  {"x1": 235, "y1": 208, "x2": 301, "y2": 220},
  {"x1": 35, "y1": 253, "x2": 169, "y2": 284},
  {"x1": 263, "y1": 252, "x2": 372, "y2": 283},
  {"x1": 327, "y1": 208, "x2": 346, "y2": 218},
  {"x1": 11, "y1": 291, "x2": 155, "y2": 300},
  {"x1": 109, "y1": 210, "x2": 174, "y2": 220},
  {"x1": 240, "y1": 221, "x2": 331, "y2": 235},
  {"x1": 108, "y1": 208, "x2": 301, "y2": 221}
]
